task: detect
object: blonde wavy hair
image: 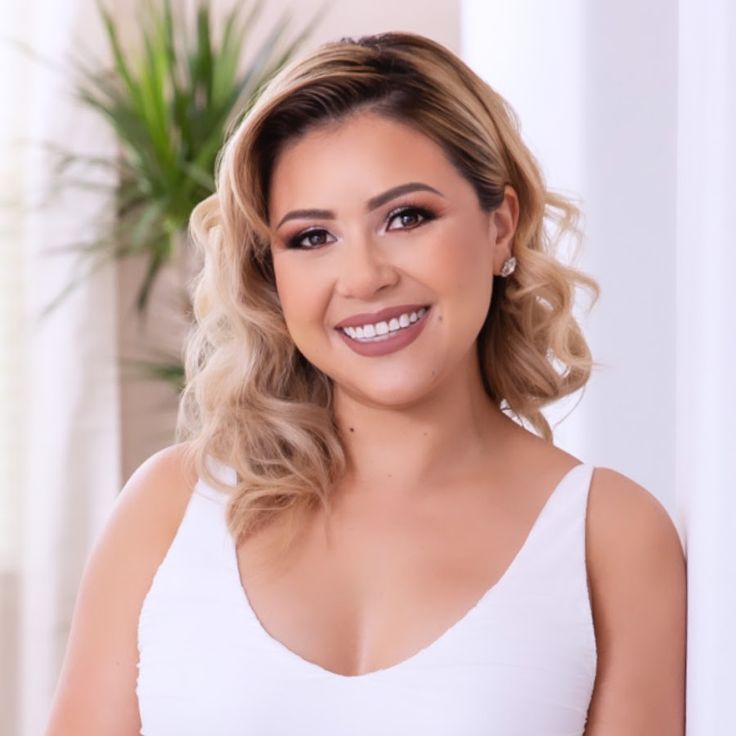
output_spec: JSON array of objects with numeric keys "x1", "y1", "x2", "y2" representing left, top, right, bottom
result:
[{"x1": 176, "y1": 31, "x2": 601, "y2": 553}]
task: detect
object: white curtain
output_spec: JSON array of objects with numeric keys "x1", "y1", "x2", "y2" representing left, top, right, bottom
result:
[
  {"x1": 462, "y1": 0, "x2": 735, "y2": 733},
  {"x1": 0, "y1": 1, "x2": 123, "y2": 734}
]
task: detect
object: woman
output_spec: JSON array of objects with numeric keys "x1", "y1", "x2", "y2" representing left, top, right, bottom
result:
[{"x1": 47, "y1": 31, "x2": 686, "y2": 735}]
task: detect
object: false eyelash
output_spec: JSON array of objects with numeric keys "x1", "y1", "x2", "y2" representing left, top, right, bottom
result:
[
  {"x1": 286, "y1": 203, "x2": 437, "y2": 250},
  {"x1": 386, "y1": 203, "x2": 436, "y2": 229}
]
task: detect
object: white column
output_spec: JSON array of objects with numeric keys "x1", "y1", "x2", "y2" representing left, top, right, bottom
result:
[{"x1": 676, "y1": 1, "x2": 736, "y2": 733}]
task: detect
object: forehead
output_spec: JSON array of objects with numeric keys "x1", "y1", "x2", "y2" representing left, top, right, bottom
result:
[{"x1": 268, "y1": 112, "x2": 460, "y2": 213}]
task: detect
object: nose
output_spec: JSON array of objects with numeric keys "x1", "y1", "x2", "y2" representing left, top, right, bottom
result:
[{"x1": 334, "y1": 233, "x2": 399, "y2": 299}]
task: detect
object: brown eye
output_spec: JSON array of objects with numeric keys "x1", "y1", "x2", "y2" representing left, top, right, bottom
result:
[
  {"x1": 287, "y1": 229, "x2": 332, "y2": 250},
  {"x1": 386, "y1": 206, "x2": 435, "y2": 231}
]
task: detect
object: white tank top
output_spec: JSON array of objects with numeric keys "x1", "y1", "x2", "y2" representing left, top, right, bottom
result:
[{"x1": 136, "y1": 457, "x2": 598, "y2": 735}]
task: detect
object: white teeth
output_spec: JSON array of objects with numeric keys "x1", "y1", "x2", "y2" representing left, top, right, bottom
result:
[{"x1": 340, "y1": 306, "x2": 429, "y2": 342}]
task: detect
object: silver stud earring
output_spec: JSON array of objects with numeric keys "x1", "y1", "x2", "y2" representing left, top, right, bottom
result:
[{"x1": 500, "y1": 256, "x2": 516, "y2": 277}]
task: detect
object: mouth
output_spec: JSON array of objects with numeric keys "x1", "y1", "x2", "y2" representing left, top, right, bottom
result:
[
  {"x1": 336, "y1": 305, "x2": 431, "y2": 342},
  {"x1": 334, "y1": 304, "x2": 433, "y2": 358}
]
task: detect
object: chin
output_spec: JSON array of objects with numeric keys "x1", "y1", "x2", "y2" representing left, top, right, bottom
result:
[{"x1": 336, "y1": 372, "x2": 442, "y2": 409}]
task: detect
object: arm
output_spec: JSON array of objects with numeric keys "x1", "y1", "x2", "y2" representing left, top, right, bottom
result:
[
  {"x1": 584, "y1": 467, "x2": 687, "y2": 735},
  {"x1": 44, "y1": 443, "x2": 197, "y2": 735}
]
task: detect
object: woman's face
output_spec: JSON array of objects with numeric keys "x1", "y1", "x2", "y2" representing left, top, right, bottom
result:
[{"x1": 267, "y1": 110, "x2": 518, "y2": 408}]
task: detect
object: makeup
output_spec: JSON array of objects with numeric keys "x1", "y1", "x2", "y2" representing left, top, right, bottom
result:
[{"x1": 335, "y1": 306, "x2": 431, "y2": 357}]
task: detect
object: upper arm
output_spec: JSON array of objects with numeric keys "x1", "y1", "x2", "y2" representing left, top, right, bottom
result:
[
  {"x1": 44, "y1": 442, "x2": 198, "y2": 736},
  {"x1": 584, "y1": 467, "x2": 687, "y2": 735}
]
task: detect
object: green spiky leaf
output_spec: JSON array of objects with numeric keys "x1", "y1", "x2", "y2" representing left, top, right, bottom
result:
[{"x1": 23, "y1": 0, "x2": 325, "y2": 390}]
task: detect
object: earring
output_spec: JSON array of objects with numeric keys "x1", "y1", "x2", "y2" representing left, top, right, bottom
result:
[{"x1": 500, "y1": 256, "x2": 516, "y2": 277}]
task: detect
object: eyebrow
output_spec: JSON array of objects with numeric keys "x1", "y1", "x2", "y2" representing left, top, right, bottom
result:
[{"x1": 274, "y1": 182, "x2": 445, "y2": 229}]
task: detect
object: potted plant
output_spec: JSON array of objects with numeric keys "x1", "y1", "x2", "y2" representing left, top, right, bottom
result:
[{"x1": 33, "y1": 0, "x2": 327, "y2": 389}]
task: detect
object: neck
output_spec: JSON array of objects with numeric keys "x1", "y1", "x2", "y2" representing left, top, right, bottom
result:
[{"x1": 331, "y1": 352, "x2": 521, "y2": 505}]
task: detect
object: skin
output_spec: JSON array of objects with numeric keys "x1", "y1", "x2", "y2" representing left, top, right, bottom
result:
[{"x1": 44, "y1": 110, "x2": 686, "y2": 734}]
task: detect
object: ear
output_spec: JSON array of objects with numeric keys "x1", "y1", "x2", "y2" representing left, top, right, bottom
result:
[{"x1": 489, "y1": 185, "x2": 520, "y2": 276}]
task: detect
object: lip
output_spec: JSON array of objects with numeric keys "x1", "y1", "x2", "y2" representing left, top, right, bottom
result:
[
  {"x1": 334, "y1": 303, "x2": 430, "y2": 329},
  {"x1": 336, "y1": 305, "x2": 432, "y2": 358}
]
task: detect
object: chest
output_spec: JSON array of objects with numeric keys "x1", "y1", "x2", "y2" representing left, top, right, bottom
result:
[
  {"x1": 137, "y1": 460, "x2": 599, "y2": 734},
  {"x1": 234, "y1": 483, "x2": 547, "y2": 678}
]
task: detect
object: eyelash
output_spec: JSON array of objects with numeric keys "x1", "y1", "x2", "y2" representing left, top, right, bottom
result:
[{"x1": 285, "y1": 204, "x2": 436, "y2": 250}]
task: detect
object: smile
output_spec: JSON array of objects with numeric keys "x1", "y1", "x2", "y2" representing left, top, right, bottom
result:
[
  {"x1": 340, "y1": 306, "x2": 428, "y2": 342},
  {"x1": 335, "y1": 305, "x2": 432, "y2": 358}
]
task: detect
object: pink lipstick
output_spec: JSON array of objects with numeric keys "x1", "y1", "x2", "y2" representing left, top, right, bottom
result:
[{"x1": 335, "y1": 305, "x2": 431, "y2": 357}]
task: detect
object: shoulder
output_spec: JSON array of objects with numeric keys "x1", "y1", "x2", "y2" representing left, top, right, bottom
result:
[
  {"x1": 45, "y1": 442, "x2": 198, "y2": 735},
  {"x1": 586, "y1": 466, "x2": 685, "y2": 582},
  {"x1": 115, "y1": 441, "x2": 199, "y2": 537},
  {"x1": 97, "y1": 441, "x2": 199, "y2": 565},
  {"x1": 584, "y1": 466, "x2": 687, "y2": 734}
]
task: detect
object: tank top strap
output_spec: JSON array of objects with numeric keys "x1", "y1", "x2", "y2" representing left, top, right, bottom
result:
[
  {"x1": 139, "y1": 454, "x2": 235, "y2": 617},
  {"x1": 197, "y1": 453, "x2": 237, "y2": 498},
  {"x1": 185, "y1": 454, "x2": 237, "y2": 563},
  {"x1": 495, "y1": 462, "x2": 596, "y2": 603}
]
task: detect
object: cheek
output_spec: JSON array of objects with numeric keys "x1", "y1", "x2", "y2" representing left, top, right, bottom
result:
[
  {"x1": 419, "y1": 235, "x2": 493, "y2": 352},
  {"x1": 425, "y1": 235, "x2": 492, "y2": 308},
  {"x1": 273, "y1": 261, "x2": 329, "y2": 340}
]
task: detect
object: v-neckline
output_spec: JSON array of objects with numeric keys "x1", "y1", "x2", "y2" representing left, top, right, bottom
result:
[{"x1": 225, "y1": 462, "x2": 586, "y2": 680}]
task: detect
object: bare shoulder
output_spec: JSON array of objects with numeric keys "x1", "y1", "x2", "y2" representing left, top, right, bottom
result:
[
  {"x1": 106, "y1": 441, "x2": 199, "y2": 542},
  {"x1": 586, "y1": 467, "x2": 686, "y2": 565},
  {"x1": 45, "y1": 442, "x2": 198, "y2": 736},
  {"x1": 584, "y1": 467, "x2": 687, "y2": 735}
]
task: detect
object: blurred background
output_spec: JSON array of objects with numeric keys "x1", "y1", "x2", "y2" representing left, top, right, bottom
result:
[{"x1": 0, "y1": 0, "x2": 733, "y2": 734}]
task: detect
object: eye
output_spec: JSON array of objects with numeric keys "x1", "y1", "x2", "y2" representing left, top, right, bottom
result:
[
  {"x1": 286, "y1": 228, "x2": 334, "y2": 250},
  {"x1": 386, "y1": 205, "x2": 435, "y2": 231}
]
